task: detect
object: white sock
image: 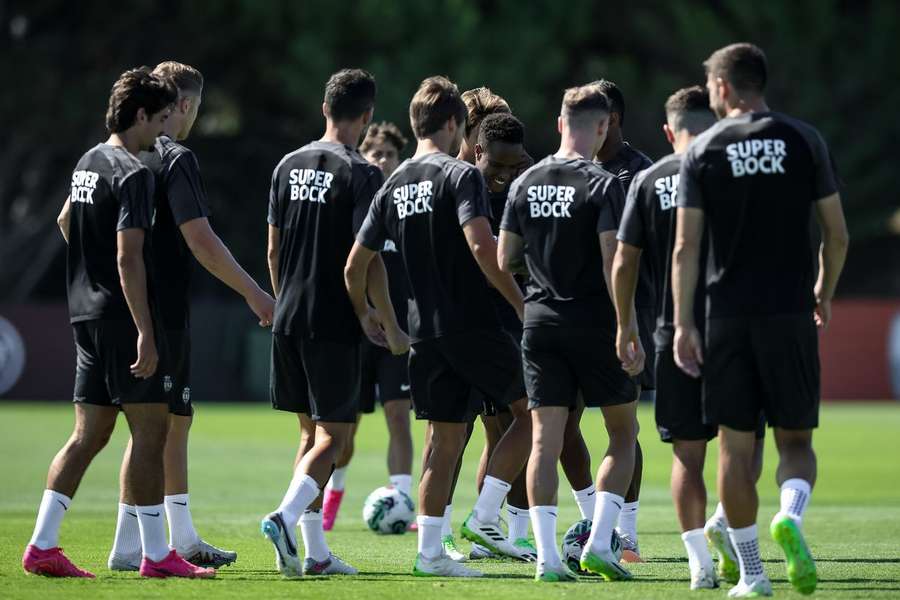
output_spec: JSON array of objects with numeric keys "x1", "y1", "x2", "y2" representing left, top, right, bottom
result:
[
  {"x1": 586, "y1": 491, "x2": 624, "y2": 555},
  {"x1": 778, "y1": 478, "x2": 811, "y2": 525},
  {"x1": 618, "y1": 500, "x2": 639, "y2": 540},
  {"x1": 299, "y1": 509, "x2": 330, "y2": 561},
  {"x1": 572, "y1": 486, "x2": 597, "y2": 520},
  {"x1": 277, "y1": 471, "x2": 320, "y2": 529},
  {"x1": 530, "y1": 505, "x2": 561, "y2": 568},
  {"x1": 417, "y1": 515, "x2": 444, "y2": 560},
  {"x1": 164, "y1": 494, "x2": 200, "y2": 551},
  {"x1": 473, "y1": 476, "x2": 511, "y2": 523},
  {"x1": 682, "y1": 528, "x2": 714, "y2": 575},
  {"x1": 327, "y1": 467, "x2": 348, "y2": 492},
  {"x1": 729, "y1": 524, "x2": 766, "y2": 583},
  {"x1": 711, "y1": 501, "x2": 728, "y2": 527},
  {"x1": 111, "y1": 503, "x2": 141, "y2": 556},
  {"x1": 390, "y1": 474, "x2": 413, "y2": 497},
  {"x1": 29, "y1": 490, "x2": 70, "y2": 550},
  {"x1": 136, "y1": 504, "x2": 169, "y2": 562},
  {"x1": 507, "y1": 505, "x2": 530, "y2": 542},
  {"x1": 441, "y1": 505, "x2": 453, "y2": 537}
]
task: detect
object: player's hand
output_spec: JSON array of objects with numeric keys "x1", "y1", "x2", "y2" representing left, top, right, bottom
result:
[
  {"x1": 814, "y1": 297, "x2": 831, "y2": 329},
  {"x1": 359, "y1": 307, "x2": 388, "y2": 348},
  {"x1": 247, "y1": 288, "x2": 275, "y2": 327},
  {"x1": 131, "y1": 330, "x2": 158, "y2": 379},
  {"x1": 384, "y1": 324, "x2": 411, "y2": 356},
  {"x1": 616, "y1": 322, "x2": 645, "y2": 376},
  {"x1": 674, "y1": 324, "x2": 703, "y2": 378}
]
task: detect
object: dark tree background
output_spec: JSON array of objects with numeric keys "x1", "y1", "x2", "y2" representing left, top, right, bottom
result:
[{"x1": 2, "y1": 0, "x2": 899, "y2": 302}]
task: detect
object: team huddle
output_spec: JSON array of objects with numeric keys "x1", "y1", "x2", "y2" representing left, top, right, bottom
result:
[{"x1": 21, "y1": 41, "x2": 849, "y2": 597}]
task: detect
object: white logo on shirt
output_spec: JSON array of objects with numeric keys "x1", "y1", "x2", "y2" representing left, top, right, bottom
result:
[
  {"x1": 288, "y1": 168, "x2": 334, "y2": 203},
  {"x1": 726, "y1": 139, "x2": 786, "y2": 178},
  {"x1": 393, "y1": 181, "x2": 433, "y2": 219},
  {"x1": 71, "y1": 170, "x2": 99, "y2": 205},
  {"x1": 527, "y1": 185, "x2": 575, "y2": 218},
  {"x1": 654, "y1": 174, "x2": 679, "y2": 210}
]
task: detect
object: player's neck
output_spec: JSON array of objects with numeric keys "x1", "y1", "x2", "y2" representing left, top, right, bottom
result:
[
  {"x1": 106, "y1": 132, "x2": 141, "y2": 156},
  {"x1": 726, "y1": 96, "x2": 769, "y2": 118},
  {"x1": 556, "y1": 131, "x2": 594, "y2": 161},
  {"x1": 595, "y1": 130, "x2": 623, "y2": 162},
  {"x1": 672, "y1": 132, "x2": 695, "y2": 155},
  {"x1": 414, "y1": 137, "x2": 447, "y2": 158},
  {"x1": 321, "y1": 120, "x2": 363, "y2": 148}
]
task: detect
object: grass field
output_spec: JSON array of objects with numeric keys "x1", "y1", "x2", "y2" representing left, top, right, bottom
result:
[{"x1": 1, "y1": 402, "x2": 899, "y2": 599}]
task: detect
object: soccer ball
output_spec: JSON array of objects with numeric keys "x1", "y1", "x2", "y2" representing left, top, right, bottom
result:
[
  {"x1": 362, "y1": 486, "x2": 415, "y2": 534},
  {"x1": 561, "y1": 518, "x2": 623, "y2": 573}
]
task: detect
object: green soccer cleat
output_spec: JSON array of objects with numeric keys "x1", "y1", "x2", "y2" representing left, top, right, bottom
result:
[
  {"x1": 513, "y1": 537, "x2": 538, "y2": 562},
  {"x1": 705, "y1": 517, "x2": 740, "y2": 584},
  {"x1": 580, "y1": 549, "x2": 632, "y2": 581},
  {"x1": 771, "y1": 515, "x2": 817, "y2": 595},
  {"x1": 536, "y1": 562, "x2": 579, "y2": 582}
]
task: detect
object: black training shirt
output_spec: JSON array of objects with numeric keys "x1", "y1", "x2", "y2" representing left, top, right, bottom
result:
[
  {"x1": 618, "y1": 153, "x2": 707, "y2": 349},
  {"x1": 598, "y1": 142, "x2": 655, "y2": 310},
  {"x1": 488, "y1": 188, "x2": 526, "y2": 334},
  {"x1": 141, "y1": 135, "x2": 211, "y2": 331},
  {"x1": 677, "y1": 111, "x2": 838, "y2": 318},
  {"x1": 269, "y1": 140, "x2": 384, "y2": 340},
  {"x1": 501, "y1": 155, "x2": 624, "y2": 330},
  {"x1": 357, "y1": 152, "x2": 501, "y2": 343},
  {"x1": 66, "y1": 143, "x2": 155, "y2": 323}
]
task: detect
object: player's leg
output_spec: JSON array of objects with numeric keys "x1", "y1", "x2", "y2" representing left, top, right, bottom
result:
[
  {"x1": 323, "y1": 417, "x2": 358, "y2": 531},
  {"x1": 467, "y1": 406, "x2": 502, "y2": 560},
  {"x1": 561, "y1": 402, "x2": 596, "y2": 519},
  {"x1": 672, "y1": 439, "x2": 717, "y2": 588},
  {"x1": 384, "y1": 399, "x2": 414, "y2": 494},
  {"x1": 618, "y1": 436, "x2": 643, "y2": 562},
  {"x1": 498, "y1": 408, "x2": 532, "y2": 551},
  {"x1": 109, "y1": 438, "x2": 142, "y2": 571}
]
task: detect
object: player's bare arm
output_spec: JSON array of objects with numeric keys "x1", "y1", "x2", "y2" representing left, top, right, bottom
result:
[
  {"x1": 612, "y1": 240, "x2": 644, "y2": 375},
  {"x1": 116, "y1": 227, "x2": 158, "y2": 379},
  {"x1": 463, "y1": 216, "x2": 524, "y2": 321},
  {"x1": 672, "y1": 206, "x2": 704, "y2": 378},
  {"x1": 266, "y1": 224, "x2": 280, "y2": 298},
  {"x1": 497, "y1": 229, "x2": 528, "y2": 275},
  {"x1": 602, "y1": 231, "x2": 642, "y2": 375},
  {"x1": 344, "y1": 240, "x2": 389, "y2": 349},
  {"x1": 179, "y1": 217, "x2": 274, "y2": 327},
  {"x1": 813, "y1": 192, "x2": 849, "y2": 329},
  {"x1": 364, "y1": 252, "x2": 410, "y2": 355},
  {"x1": 57, "y1": 196, "x2": 71, "y2": 243}
]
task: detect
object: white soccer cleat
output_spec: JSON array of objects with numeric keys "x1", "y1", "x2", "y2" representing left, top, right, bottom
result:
[
  {"x1": 461, "y1": 511, "x2": 535, "y2": 562},
  {"x1": 468, "y1": 542, "x2": 495, "y2": 560},
  {"x1": 260, "y1": 512, "x2": 302, "y2": 578},
  {"x1": 728, "y1": 578, "x2": 773, "y2": 597},
  {"x1": 691, "y1": 567, "x2": 719, "y2": 590},
  {"x1": 413, "y1": 553, "x2": 483, "y2": 577},
  {"x1": 705, "y1": 516, "x2": 740, "y2": 584},
  {"x1": 303, "y1": 553, "x2": 358, "y2": 575},
  {"x1": 107, "y1": 551, "x2": 142, "y2": 572},
  {"x1": 615, "y1": 527, "x2": 643, "y2": 562},
  {"x1": 178, "y1": 539, "x2": 237, "y2": 568},
  {"x1": 441, "y1": 535, "x2": 468, "y2": 562}
]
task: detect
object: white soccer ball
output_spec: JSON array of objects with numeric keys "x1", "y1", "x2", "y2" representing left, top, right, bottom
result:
[
  {"x1": 362, "y1": 486, "x2": 415, "y2": 534},
  {"x1": 561, "y1": 518, "x2": 623, "y2": 573}
]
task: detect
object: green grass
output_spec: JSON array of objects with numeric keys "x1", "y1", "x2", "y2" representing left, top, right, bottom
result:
[{"x1": 1, "y1": 402, "x2": 899, "y2": 599}]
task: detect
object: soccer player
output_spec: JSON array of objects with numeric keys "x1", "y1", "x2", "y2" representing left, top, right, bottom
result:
[
  {"x1": 261, "y1": 69, "x2": 408, "y2": 578},
  {"x1": 26, "y1": 67, "x2": 213, "y2": 579},
  {"x1": 592, "y1": 78, "x2": 654, "y2": 561},
  {"x1": 346, "y1": 76, "x2": 526, "y2": 577},
  {"x1": 103, "y1": 61, "x2": 275, "y2": 572},
  {"x1": 499, "y1": 83, "x2": 642, "y2": 582},
  {"x1": 673, "y1": 43, "x2": 848, "y2": 597},
  {"x1": 321, "y1": 122, "x2": 415, "y2": 530}
]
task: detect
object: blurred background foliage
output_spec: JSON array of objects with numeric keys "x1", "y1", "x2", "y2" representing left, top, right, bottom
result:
[{"x1": 2, "y1": 0, "x2": 898, "y2": 301}]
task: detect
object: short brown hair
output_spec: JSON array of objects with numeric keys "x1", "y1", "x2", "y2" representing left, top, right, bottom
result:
[
  {"x1": 360, "y1": 121, "x2": 408, "y2": 154},
  {"x1": 153, "y1": 61, "x2": 204, "y2": 96},
  {"x1": 324, "y1": 69, "x2": 376, "y2": 122},
  {"x1": 561, "y1": 84, "x2": 609, "y2": 123},
  {"x1": 665, "y1": 85, "x2": 715, "y2": 135},
  {"x1": 703, "y1": 43, "x2": 767, "y2": 94},
  {"x1": 105, "y1": 67, "x2": 177, "y2": 133},
  {"x1": 461, "y1": 87, "x2": 511, "y2": 137},
  {"x1": 409, "y1": 76, "x2": 467, "y2": 138}
]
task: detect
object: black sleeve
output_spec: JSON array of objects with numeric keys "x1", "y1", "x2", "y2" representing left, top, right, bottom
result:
[
  {"x1": 676, "y1": 145, "x2": 704, "y2": 210},
  {"x1": 356, "y1": 189, "x2": 388, "y2": 251},
  {"x1": 166, "y1": 151, "x2": 211, "y2": 226},
  {"x1": 616, "y1": 173, "x2": 646, "y2": 247},
  {"x1": 803, "y1": 126, "x2": 839, "y2": 200},
  {"x1": 267, "y1": 166, "x2": 280, "y2": 227},
  {"x1": 454, "y1": 166, "x2": 491, "y2": 226},
  {"x1": 117, "y1": 168, "x2": 154, "y2": 231},
  {"x1": 353, "y1": 164, "x2": 385, "y2": 234},
  {"x1": 597, "y1": 176, "x2": 625, "y2": 233},
  {"x1": 499, "y1": 179, "x2": 523, "y2": 235}
]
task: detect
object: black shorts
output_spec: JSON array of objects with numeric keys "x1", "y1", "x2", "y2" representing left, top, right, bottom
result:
[
  {"x1": 359, "y1": 340, "x2": 410, "y2": 414},
  {"x1": 523, "y1": 326, "x2": 637, "y2": 410},
  {"x1": 478, "y1": 324, "x2": 522, "y2": 417},
  {"x1": 270, "y1": 333, "x2": 360, "y2": 423},
  {"x1": 636, "y1": 307, "x2": 656, "y2": 390},
  {"x1": 409, "y1": 329, "x2": 524, "y2": 423},
  {"x1": 163, "y1": 330, "x2": 192, "y2": 417},
  {"x1": 72, "y1": 320, "x2": 165, "y2": 407},
  {"x1": 704, "y1": 314, "x2": 820, "y2": 432},
  {"x1": 654, "y1": 346, "x2": 714, "y2": 443}
]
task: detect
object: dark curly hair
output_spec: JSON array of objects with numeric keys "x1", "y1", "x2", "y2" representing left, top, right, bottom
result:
[
  {"x1": 324, "y1": 68, "x2": 377, "y2": 121},
  {"x1": 105, "y1": 67, "x2": 177, "y2": 133},
  {"x1": 477, "y1": 112, "x2": 525, "y2": 147}
]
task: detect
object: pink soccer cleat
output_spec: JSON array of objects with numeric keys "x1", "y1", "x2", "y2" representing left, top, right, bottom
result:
[
  {"x1": 22, "y1": 545, "x2": 95, "y2": 578},
  {"x1": 322, "y1": 488, "x2": 345, "y2": 531},
  {"x1": 139, "y1": 549, "x2": 216, "y2": 578}
]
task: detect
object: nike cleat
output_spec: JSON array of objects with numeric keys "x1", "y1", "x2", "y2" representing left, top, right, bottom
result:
[
  {"x1": 179, "y1": 539, "x2": 237, "y2": 568},
  {"x1": 413, "y1": 552, "x2": 483, "y2": 577},
  {"x1": 727, "y1": 578, "x2": 773, "y2": 597},
  {"x1": 303, "y1": 553, "x2": 358, "y2": 575},
  {"x1": 468, "y1": 542, "x2": 496, "y2": 560},
  {"x1": 139, "y1": 549, "x2": 216, "y2": 578},
  {"x1": 771, "y1": 515, "x2": 817, "y2": 595},
  {"x1": 580, "y1": 549, "x2": 633, "y2": 581},
  {"x1": 260, "y1": 512, "x2": 301, "y2": 577},
  {"x1": 23, "y1": 545, "x2": 95, "y2": 578},
  {"x1": 108, "y1": 551, "x2": 141, "y2": 571},
  {"x1": 616, "y1": 528, "x2": 643, "y2": 563},
  {"x1": 322, "y1": 488, "x2": 344, "y2": 531},
  {"x1": 706, "y1": 516, "x2": 740, "y2": 584}
]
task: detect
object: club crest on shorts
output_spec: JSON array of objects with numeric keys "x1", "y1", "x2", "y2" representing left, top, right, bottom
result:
[
  {"x1": 163, "y1": 375, "x2": 173, "y2": 392},
  {"x1": 182, "y1": 387, "x2": 191, "y2": 403}
]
